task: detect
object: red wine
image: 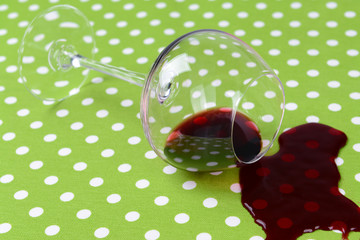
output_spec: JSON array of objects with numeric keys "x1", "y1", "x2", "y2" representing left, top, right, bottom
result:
[
  {"x1": 164, "y1": 108, "x2": 262, "y2": 171},
  {"x1": 240, "y1": 123, "x2": 360, "y2": 240}
]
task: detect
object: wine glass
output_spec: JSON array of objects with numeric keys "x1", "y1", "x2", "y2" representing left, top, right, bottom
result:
[{"x1": 18, "y1": 5, "x2": 285, "y2": 172}]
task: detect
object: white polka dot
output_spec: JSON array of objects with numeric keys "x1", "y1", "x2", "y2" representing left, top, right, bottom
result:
[
  {"x1": 30, "y1": 121, "x2": 43, "y2": 129},
  {"x1": 286, "y1": 80, "x2": 299, "y2": 88},
  {"x1": 203, "y1": 198, "x2": 218, "y2": 208},
  {"x1": 242, "y1": 102, "x2": 254, "y2": 110},
  {"x1": 262, "y1": 115, "x2": 274, "y2": 122},
  {"x1": 45, "y1": 225, "x2": 60, "y2": 236},
  {"x1": 307, "y1": 49, "x2": 319, "y2": 56},
  {"x1": 70, "y1": 122, "x2": 83, "y2": 130},
  {"x1": 326, "y1": 1, "x2": 337, "y2": 9},
  {"x1": 196, "y1": 233, "x2": 212, "y2": 240},
  {"x1": 211, "y1": 79, "x2": 221, "y2": 87},
  {"x1": 230, "y1": 183, "x2": 241, "y2": 193},
  {"x1": 217, "y1": 60, "x2": 225, "y2": 66},
  {"x1": 174, "y1": 213, "x2": 190, "y2": 224},
  {"x1": 82, "y1": 98, "x2": 94, "y2": 105},
  {"x1": 144, "y1": 38, "x2": 154, "y2": 44},
  {"x1": 94, "y1": 227, "x2": 109, "y2": 238},
  {"x1": 291, "y1": 2, "x2": 302, "y2": 9},
  {"x1": 307, "y1": 69, "x2": 319, "y2": 77},
  {"x1": 306, "y1": 91, "x2": 319, "y2": 98},
  {"x1": 202, "y1": 11, "x2": 214, "y2": 19},
  {"x1": 163, "y1": 165, "x2": 177, "y2": 174},
  {"x1": 30, "y1": 161, "x2": 43, "y2": 170},
  {"x1": 350, "y1": 92, "x2": 360, "y2": 100},
  {"x1": 5, "y1": 96, "x2": 17, "y2": 104},
  {"x1": 346, "y1": 30, "x2": 357, "y2": 37},
  {"x1": 107, "y1": 194, "x2": 121, "y2": 204},
  {"x1": 289, "y1": 21, "x2": 301, "y2": 28},
  {"x1": 92, "y1": 3, "x2": 102, "y2": 11},
  {"x1": 104, "y1": 12, "x2": 115, "y2": 19},
  {"x1": 44, "y1": 134, "x2": 56, "y2": 142},
  {"x1": 0, "y1": 4, "x2": 8, "y2": 11},
  {"x1": 234, "y1": 29, "x2": 245, "y2": 36},
  {"x1": 44, "y1": 176, "x2": 58, "y2": 185},
  {"x1": 118, "y1": 163, "x2": 131, "y2": 173},
  {"x1": 272, "y1": 11, "x2": 283, "y2": 19},
  {"x1": 287, "y1": 59, "x2": 299, "y2": 66},
  {"x1": 249, "y1": 237, "x2": 264, "y2": 240},
  {"x1": 326, "y1": 39, "x2": 338, "y2": 46},
  {"x1": 270, "y1": 30, "x2": 282, "y2": 37},
  {"x1": 184, "y1": 21, "x2": 195, "y2": 28},
  {"x1": 164, "y1": 28, "x2": 175, "y2": 35},
  {"x1": 351, "y1": 117, "x2": 360, "y2": 125},
  {"x1": 353, "y1": 143, "x2": 360, "y2": 152},
  {"x1": 0, "y1": 223, "x2": 11, "y2": 234},
  {"x1": 308, "y1": 30, "x2": 319, "y2": 37},
  {"x1": 348, "y1": 70, "x2": 360, "y2": 78},
  {"x1": 136, "y1": 179, "x2": 150, "y2": 189},
  {"x1": 218, "y1": 20, "x2": 229, "y2": 27},
  {"x1": 111, "y1": 123, "x2": 124, "y2": 131},
  {"x1": 308, "y1": 11, "x2": 320, "y2": 18},
  {"x1": 345, "y1": 11, "x2": 356, "y2": 18},
  {"x1": 306, "y1": 115, "x2": 320, "y2": 123},
  {"x1": 256, "y1": 2, "x2": 267, "y2": 9},
  {"x1": 328, "y1": 103, "x2": 341, "y2": 112},
  {"x1": 154, "y1": 196, "x2": 169, "y2": 206},
  {"x1": 7, "y1": 38, "x2": 18, "y2": 45},
  {"x1": 225, "y1": 90, "x2": 235, "y2": 98},
  {"x1": 145, "y1": 150, "x2": 157, "y2": 159},
  {"x1": 150, "y1": 19, "x2": 161, "y2": 26},
  {"x1": 29, "y1": 207, "x2": 44, "y2": 217},
  {"x1": 128, "y1": 136, "x2": 141, "y2": 145},
  {"x1": 326, "y1": 80, "x2": 340, "y2": 88},
  {"x1": 96, "y1": 110, "x2": 109, "y2": 118},
  {"x1": 109, "y1": 38, "x2": 120, "y2": 45},
  {"x1": 285, "y1": 103, "x2": 298, "y2": 111},
  {"x1": 121, "y1": 99, "x2": 133, "y2": 107},
  {"x1": 288, "y1": 39, "x2": 300, "y2": 46},
  {"x1": 6, "y1": 65, "x2": 17, "y2": 73},
  {"x1": 56, "y1": 109, "x2": 69, "y2": 117},
  {"x1": 58, "y1": 148, "x2": 71, "y2": 156},
  {"x1": 77, "y1": 209, "x2": 91, "y2": 219},
  {"x1": 89, "y1": 177, "x2": 104, "y2": 187},
  {"x1": 225, "y1": 216, "x2": 241, "y2": 227},
  {"x1": 60, "y1": 192, "x2": 74, "y2": 202},
  {"x1": 269, "y1": 49, "x2": 280, "y2": 56},
  {"x1": 145, "y1": 230, "x2": 160, "y2": 240},
  {"x1": 253, "y1": 21, "x2": 265, "y2": 28},
  {"x1": 169, "y1": 105, "x2": 183, "y2": 113},
  {"x1": 2, "y1": 132, "x2": 15, "y2": 141},
  {"x1": 16, "y1": 146, "x2": 29, "y2": 155},
  {"x1": 137, "y1": 57, "x2": 148, "y2": 64},
  {"x1": 101, "y1": 149, "x2": 114, "y2": 158},
  {"x1": 14, "y1": 190, "x2": 28, "y2": 200},
  {"x1": 73, "y1": 162, "x2": 87, "y2": 171},
  {"x1": 251, "y1": 39, "x2": 262, "y2": 46},
  {"x1": 327, "y1": 59, "x2": 339, "y2": 67},
  {"x1": 182, "y1": 181, "x2": 196, "y2": 190},
  {"x1": 188, "y1": 3, "x2": 199, "y2": 10},
  {"x1": 36, "y1": 66, "x2": 49, "y2": 75},
  {"x1": 326, "y1": 21, "x2": 338, "y2": 28},
  {"x1": 347, "y1": 49, "x2": 358, "y2": 56},
  {"x1": 335, "y1": 157, "x2": 344, "y2": 166},
  {"x1": 125, "y1": 211, "x2": 140, "y2": 222},
  {"x1": 0, "y1": 174, "x2": 14, "y2": 184},
  {"x1": 355, "y1": 173, "x2": 360, "y2": 182}
]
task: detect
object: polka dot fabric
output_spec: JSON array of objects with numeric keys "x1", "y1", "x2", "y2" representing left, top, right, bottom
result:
[{"x1": 0, "y1": 1, "x2": 359, "y2": 240}]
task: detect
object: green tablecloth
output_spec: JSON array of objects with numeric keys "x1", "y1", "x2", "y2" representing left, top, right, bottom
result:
[{"x1": 0, "y1": 0, "x2": 359, "y2": 239}]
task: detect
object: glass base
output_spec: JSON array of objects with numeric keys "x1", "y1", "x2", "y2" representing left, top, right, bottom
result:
[{"x1": 18, "y1": 5, "x2": 95, "y2": 101}]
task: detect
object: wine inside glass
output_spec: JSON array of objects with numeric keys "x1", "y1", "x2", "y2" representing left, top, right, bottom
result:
[{"x1": 19, "y1": 5, "x2": 285, "y2": 172}]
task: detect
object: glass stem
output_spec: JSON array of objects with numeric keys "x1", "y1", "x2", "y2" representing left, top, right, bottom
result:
[{"x1": 70, "y1": 54, "x2": 146, "y2": 87}]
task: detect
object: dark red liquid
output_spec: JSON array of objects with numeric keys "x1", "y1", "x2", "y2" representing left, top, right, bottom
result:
[
  {"x1": 240, "y1": 123, "x2": 360, "y2": 239},
  {"x1": 164, "y1": 108, "x2": 262, "y2": 171}
]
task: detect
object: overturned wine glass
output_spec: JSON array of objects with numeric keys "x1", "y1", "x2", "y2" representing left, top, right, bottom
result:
[{"x1": 18, "y1": 5, "x2": 285, "y2": 172}]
